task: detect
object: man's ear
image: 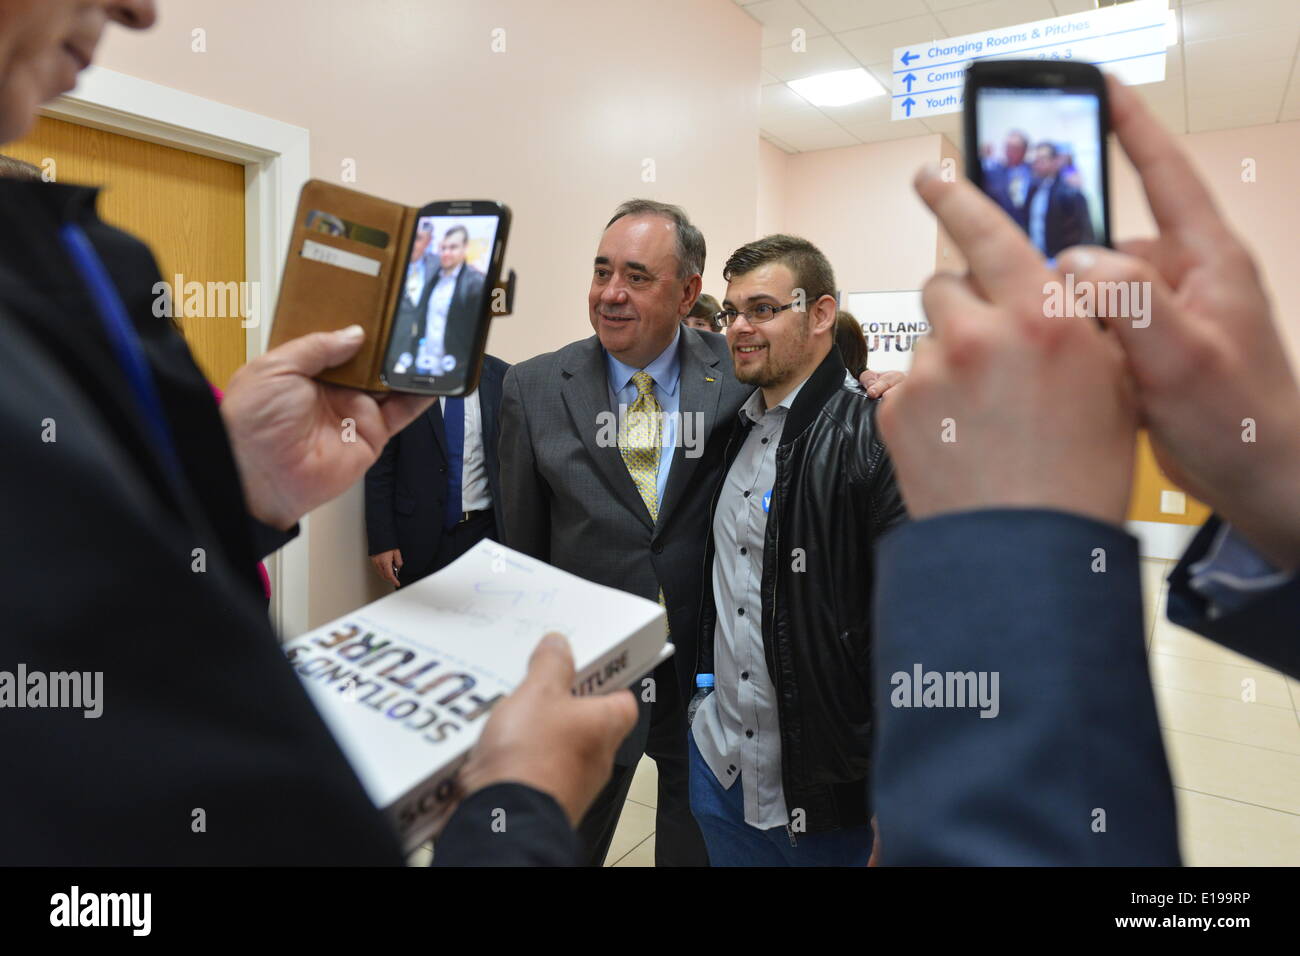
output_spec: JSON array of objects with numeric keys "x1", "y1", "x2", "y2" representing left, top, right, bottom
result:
[
  {"x1": 679, "y1": 274, "x2": 703, "y2": 317},
  {"x1": 812, "y1": 295, "x2": 838, "y2": 336}
]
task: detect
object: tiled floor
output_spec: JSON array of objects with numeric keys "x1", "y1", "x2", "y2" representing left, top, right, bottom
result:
[{"x1": 603, "y1": 557, "x2": 1300, "y2": 867}]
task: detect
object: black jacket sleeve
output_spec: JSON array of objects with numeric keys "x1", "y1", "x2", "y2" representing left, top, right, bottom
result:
[
  {"x1": 433, "y1": 783, "x2": 577, "y2": 866},
  {"x1": 497, "y1": 366, "x2": 552, "y2": 561},
  {"x1": 365, "y1": 435, "x2": 401, "y2": 556}
]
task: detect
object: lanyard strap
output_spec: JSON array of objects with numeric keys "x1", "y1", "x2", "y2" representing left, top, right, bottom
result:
[{"x1": 59, "y1": 222, "x2": 183, "y2": 482}]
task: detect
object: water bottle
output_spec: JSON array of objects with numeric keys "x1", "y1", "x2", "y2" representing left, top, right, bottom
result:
[{"x1": 686, "y1": 673, "x2": 715, "y2": 726}]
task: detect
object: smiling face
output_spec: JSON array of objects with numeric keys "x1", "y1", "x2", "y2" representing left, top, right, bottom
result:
[
  {"x1": 0, "y1": 0, "x2": 156, "y2": 143},
  {"x1": 1032, "y1": 144, "x2": 1057, "y2": 179},
  {"x1": 439, "y1": 229, "x2": 467, "y2": 272},
  {"x1": 1005, "y1": 132, "x2": 1027, "y2": 167},
  {"x1": 589, "y1": 213, "x2": 700, "y2": 368},
  {"x1": 724, "y1": 261, "x2": 835, "y2": 400}
]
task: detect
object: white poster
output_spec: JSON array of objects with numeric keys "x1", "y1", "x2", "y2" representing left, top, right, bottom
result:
[{"x1": 843, "y1": 290, "x2": 928, "y2": 374}]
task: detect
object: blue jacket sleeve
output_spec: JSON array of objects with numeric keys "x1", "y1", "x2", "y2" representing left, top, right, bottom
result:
[
  {"x1": 433, "y1": 783, "x2": 578, "y2": 866},
  {"x1": 872, "y1": 509, "x2": 1180, "y2": 865},
  {"x1": 1167, "y1": 516, "x2": 1300, "y2": 679}
]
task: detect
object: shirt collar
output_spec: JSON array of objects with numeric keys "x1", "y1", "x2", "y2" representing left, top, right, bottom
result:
[
  {"x1": 739, "y1": 372, "x2": 812, "y2": 424},
  {"x1": 605, "y1": 325, "x2": 682, "y2": 396}
]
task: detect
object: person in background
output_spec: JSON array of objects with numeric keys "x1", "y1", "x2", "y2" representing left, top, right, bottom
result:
[
  {"x1": 834, "y1": 309, "x2": 869, "y2": 378},
  {"x1": 981, "y1": 129, "x2": 1032, "y2": 228},
  {"x1": 684, "y1": 292, "x2": 722, "y2": 333},
  {"x1": 365, "y1": 352, "x2": 510, "y2": 587},
  {"x1": 690, "y1": 235, "x2": 905, "y2": 865},
  {"x1": 1024, "y1": 141, "x2": 1093, "y2": 260},
  {"x1": 871, "y1": 74, "x2": 1300, "y2": 865}
]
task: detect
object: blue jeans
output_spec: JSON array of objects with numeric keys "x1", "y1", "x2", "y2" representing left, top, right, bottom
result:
[{"x1": 687, "y1": 731, "x2": 873, "y2": 866}]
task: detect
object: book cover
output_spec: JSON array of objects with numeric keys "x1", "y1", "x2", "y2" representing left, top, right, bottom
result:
[{"x1": 282, "y1": 540, "x2": 669, "y2": 850}]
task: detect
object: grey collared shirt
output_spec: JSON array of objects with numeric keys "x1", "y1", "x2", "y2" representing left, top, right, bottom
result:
[{"x1": 691, "y1": 377, "x2": 809, "y2": 830}]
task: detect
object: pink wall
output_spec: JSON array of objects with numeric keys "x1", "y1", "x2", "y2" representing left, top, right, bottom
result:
[
  {"x1": 778, "y1": 135, "x2": 947, "y2": 296},
  {"x1": 756, "y1": 138, "x2": 788, "y2": 240},
  {"x1": 95, "y1": 0, "x2": 761, "y2": 626},
  {"x1": 1110, "y1": 120, "x2": 1300, "y2": 373}
]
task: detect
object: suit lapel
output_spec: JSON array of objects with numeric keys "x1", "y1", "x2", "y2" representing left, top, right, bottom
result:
[
  {"x1": 560, "y1": 337, "x2": 655, "y2": 532},
  {"x1": 657, "y1": 330, "x2": 724, "y2": 528}
]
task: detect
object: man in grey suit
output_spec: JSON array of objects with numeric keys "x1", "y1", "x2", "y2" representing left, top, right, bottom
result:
[
  {"x1": 499, "y1": 200, "x2": 736, "y2": 866},
  {"x1": 500, "y1": 200, "x2": 904, "y2": 865}
]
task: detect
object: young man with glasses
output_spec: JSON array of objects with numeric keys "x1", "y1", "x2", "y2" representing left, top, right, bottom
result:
[{"x1": 688, "y1": 235, "x2": 907, "y2": 865}]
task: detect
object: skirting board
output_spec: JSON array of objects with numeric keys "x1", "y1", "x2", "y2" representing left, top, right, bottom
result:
[{"x1": 1127, "y1": 520, "x2": 1199, "y2": 562}]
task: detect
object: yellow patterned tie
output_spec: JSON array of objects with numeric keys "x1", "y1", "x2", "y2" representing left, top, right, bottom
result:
[
  {"x1": 620, "y1": 371, "x2": 669, "y2": 630},
  {"x1": 619, "y1": 370, "x2": 662, "y2": 522}
]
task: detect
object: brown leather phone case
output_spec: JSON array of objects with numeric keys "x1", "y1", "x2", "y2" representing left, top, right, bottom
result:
[{"x1": 268, "y1": 180, "x2": 414, "y2": 391}]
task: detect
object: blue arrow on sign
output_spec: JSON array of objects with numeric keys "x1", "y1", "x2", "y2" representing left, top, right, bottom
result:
[
  {"x1": 900, "y1": 50, "x2": 918, "y2": 67},
  {"x1": 902, "y1": 96, "x2": 916, "y2": 117},
  {"x1": 902, "y1": 72, "x2": 917, "y2": 92}
]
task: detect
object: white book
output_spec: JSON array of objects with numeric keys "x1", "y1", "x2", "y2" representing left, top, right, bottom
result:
[{"x1": 282, "y1": 540, "x2": 670, "y2": 850}]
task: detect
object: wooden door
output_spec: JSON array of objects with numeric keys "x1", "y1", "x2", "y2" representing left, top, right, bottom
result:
[{"x1": 5, "y1": 115, "x2": 247, "y2": 388}]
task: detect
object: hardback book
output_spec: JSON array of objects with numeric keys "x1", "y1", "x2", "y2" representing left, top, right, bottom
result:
[{"x1": 282, "y1": 539, "x2": 670, "y2": 850}]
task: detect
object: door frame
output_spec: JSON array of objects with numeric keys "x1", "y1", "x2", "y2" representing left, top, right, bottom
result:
[{"x1": 44, "y1": 65, "x2": 312, "y2": 638}]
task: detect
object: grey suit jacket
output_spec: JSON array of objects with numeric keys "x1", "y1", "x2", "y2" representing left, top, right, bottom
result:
[{"x1": 499, "y1": 327, "x2": 750, "y2": 765}]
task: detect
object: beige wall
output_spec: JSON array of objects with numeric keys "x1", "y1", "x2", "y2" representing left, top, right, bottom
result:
[
  {"x1": 96, "y1": 0, "x2": 761, "y2": 626},
  {"x1": 1110, "y1": 119, "x2": 1300, "y2": 373},
  {"x1": 756, "y1": 137, "x2": 788, "y2": 241},
  {"x1": 777, "y1": 135, "x2": 947, "y2": 296}
]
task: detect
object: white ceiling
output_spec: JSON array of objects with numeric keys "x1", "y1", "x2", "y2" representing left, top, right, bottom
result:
[{"x1": 736, "y1": 0, "x2": 1300, "y2": 152}]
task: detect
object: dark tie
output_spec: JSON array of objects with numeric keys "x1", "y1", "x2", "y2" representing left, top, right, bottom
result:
[{"x1": 443, "y1": 396, "x2": 465, "y2": 529}]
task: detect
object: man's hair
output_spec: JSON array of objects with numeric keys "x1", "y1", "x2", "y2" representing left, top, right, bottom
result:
[
  {"x1": 605, "y1": 198, "x2": 705, "y2": 280},
  {"x1": 443, "y1": 224, "x2": 469, "y2": 244},
  {"x1": 1006, "y1": 130, "x2": 1029, "y2": 148},
  {"x1": 1035, "y1": 141, "x2": 1059, "y2": 158},
  {"x1": 723, "y1": 234, "x2": 836, "y2": 303},
  {"x1": 0, "y1": 154, "x2": 42, "y2": 181}
]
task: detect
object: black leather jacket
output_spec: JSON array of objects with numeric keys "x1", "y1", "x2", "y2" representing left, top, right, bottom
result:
[{"x1": 694, "y1": 347, "x2": 907, "y2": 833}]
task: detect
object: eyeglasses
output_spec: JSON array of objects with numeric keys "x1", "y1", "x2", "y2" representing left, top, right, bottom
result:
[{"x1": 714, "y1": 301, "x2": 798, "y2": 329}]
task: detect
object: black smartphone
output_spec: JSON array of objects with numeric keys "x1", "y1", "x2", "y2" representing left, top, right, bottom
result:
[
  {"x1": 963, "y1": 60, "x2": 1110, "y2": 264},
  {"x1": 381, "y1": 200, "x2": 511, "y2": 395}
]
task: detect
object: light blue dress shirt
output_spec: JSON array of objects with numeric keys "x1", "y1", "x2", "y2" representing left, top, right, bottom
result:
[
  {"x1": 1029, "y1": 175, "x2": 1053, "y2": 256},
  {"x1": 605, "y1": 326, "x2": 681, "y2": 508}
]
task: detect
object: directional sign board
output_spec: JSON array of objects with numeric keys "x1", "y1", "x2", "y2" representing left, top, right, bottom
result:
[{"x1": 892, "y1": 0, "x2": 1169, "y2": 121}]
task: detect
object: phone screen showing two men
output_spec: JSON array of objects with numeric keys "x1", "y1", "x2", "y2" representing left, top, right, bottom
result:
[
  {"x1": 974, "y1": 87, "x2": 1106, "y2": 264},
  {"x1": 384, "y1": 214, "x2": 500, "y2": 393}
]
